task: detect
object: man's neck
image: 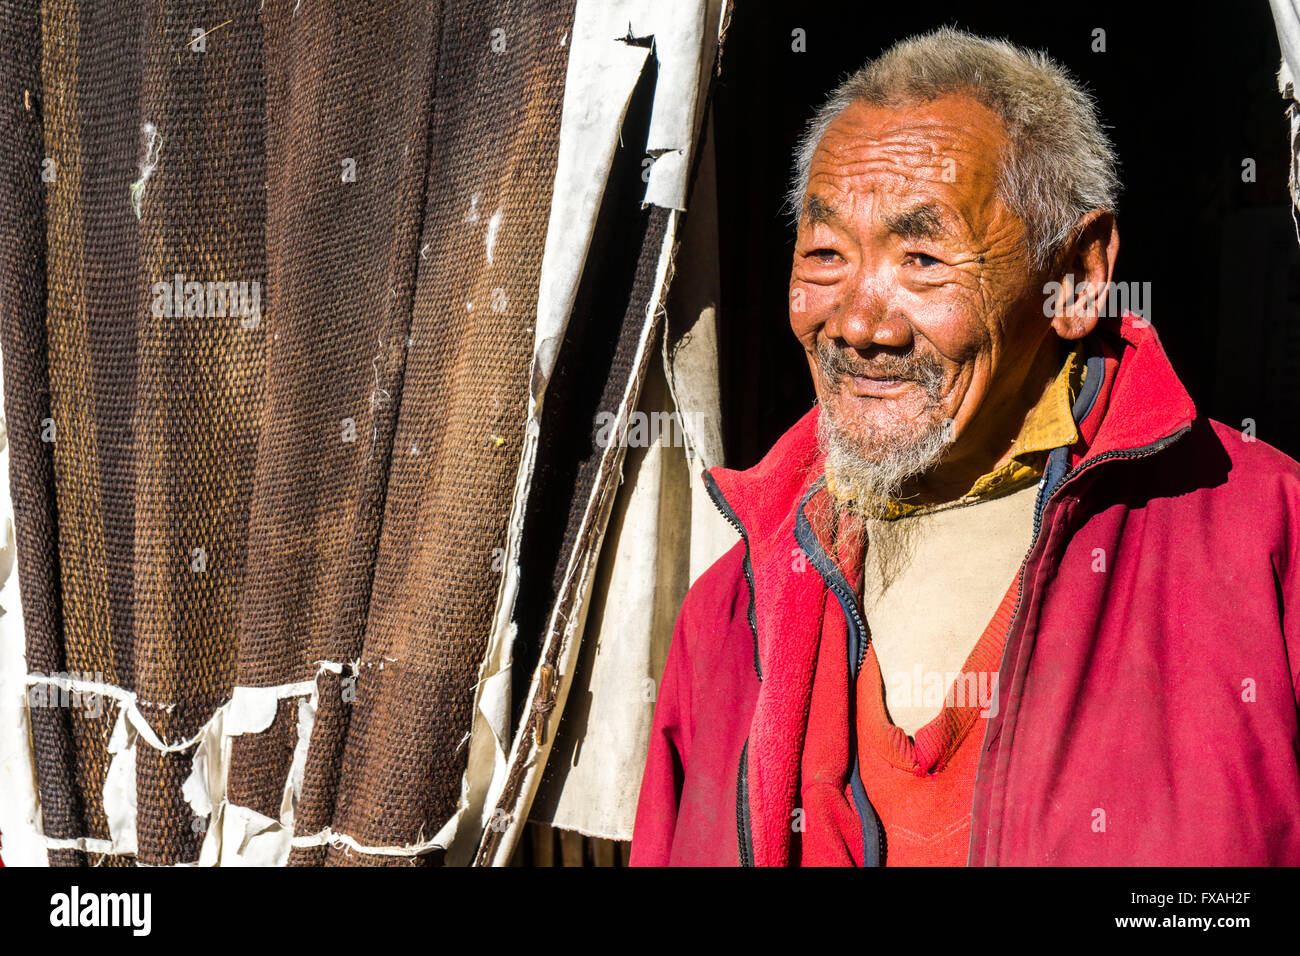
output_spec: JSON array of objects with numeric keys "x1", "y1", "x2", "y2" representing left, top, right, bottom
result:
[{"x1": 902, "y1": 337, "x2": 1068, "y2": 508}]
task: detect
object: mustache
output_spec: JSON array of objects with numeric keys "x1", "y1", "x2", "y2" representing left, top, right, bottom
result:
[{"x1": 815, "y1": 339, "x2": 944, "y2": 400}]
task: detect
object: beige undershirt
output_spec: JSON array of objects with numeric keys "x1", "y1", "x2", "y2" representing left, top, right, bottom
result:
[{"x1": 862, "y1": 481, "x2": 1038, "y2": 736}]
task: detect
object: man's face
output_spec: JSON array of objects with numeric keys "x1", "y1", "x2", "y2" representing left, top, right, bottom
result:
[{"x1": 791, "y1": 94, "x2": 1055, "y2": 500}]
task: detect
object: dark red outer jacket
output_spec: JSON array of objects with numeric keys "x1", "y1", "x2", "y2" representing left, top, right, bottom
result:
[{"x1": 630, "y1": 313, "x2": 1300, "y2": 866}]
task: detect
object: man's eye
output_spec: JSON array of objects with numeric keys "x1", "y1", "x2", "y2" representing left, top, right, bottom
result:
[
  {"x1": 907, "y1": 252, "x2": 944, "y2": 268},
  {"x1": 809, "y1": 248, "x2": 840, "y2": 263}
]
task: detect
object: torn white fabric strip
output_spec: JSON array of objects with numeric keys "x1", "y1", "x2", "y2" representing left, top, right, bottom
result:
[
  {"x1": 530, "y1": 0, "x2": 655, "y2": 407},
  {"x1": 661, "y1": 119, "x2": 724, "y2": 470},
  {"x1": 186, "y1": 679, "x2": 318, "y2": 866},
  {"x1": 22, "y1": 672, "x2": 329, "y2": 864},
  {"x1": 52, "y1": 666, "x2": 430, "y2": 864},
  {"x1": 185, "y1": 662, "x2": 381, "y2": 865},
  {"x1": 44, "y1": 676, "x2": 325, "y2": 865},
  {"x1": 203, "y1": 689, "x2": 318, "y2": 866},
  {"x1": 1271, "y1": 0, "x2": 1300, "y2": 80},
  {"x1": 290, "y1": 826, "x2": 446, "y2": 857},
  {"x1": 1270, "y1": 0, "x2": 1300, "y2": 235},
  {"x1": 531, "y1": 363, "x2": 683, "y2": 839},
  {"x1": 454, "y1": 0, "x2": 722, "y2": 867},
  {"x1": 22, "y1": 673, "x2": 321, "y2": 753},
  {"x1": 102, "y1": 705, "x2": 139, "y2": 855},
  {"x1": 534, "y1": 348, "x2": 737, "y2": 840},
  {"x1": 42, "y1": 836, "x2": 119, "y2": 854},
  {"x1": 216, "y1": 805, "x2": 286, "y2": 867},
  {"x1": 437, "y1": 429, "x2": 530, "y2": 865},
  {"x1": 313, "y1": 658, "x2": 357, "y2": 675},
  {"x1": 641, "y1": 0, "x2": 716, "y2": 211},
  {"x1": 475, "y1": 0, "x2": 722, "y2": 862},
  {"x1": 32, "y1": 698, "x2": 140, "y2": 859}
]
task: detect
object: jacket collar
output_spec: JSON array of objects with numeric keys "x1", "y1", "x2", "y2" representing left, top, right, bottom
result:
[{"x1": 708, "y1": 312, "x2": 1197, "y2": 543}]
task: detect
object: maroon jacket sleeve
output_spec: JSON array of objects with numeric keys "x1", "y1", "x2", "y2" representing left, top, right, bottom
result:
[
  {"x1": 630, "y1": 542, "x2": 758, "y2": 866},
  {"x1": 628, "y1": 602, "x2": 691, "y2": 866}
]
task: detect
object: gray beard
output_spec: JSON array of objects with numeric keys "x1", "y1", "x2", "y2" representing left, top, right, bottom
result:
[
  {"x1": 815, "y1": 341, "x2": 952, "y2": 518},
  {"x1": 818, "y1": 408, "x2": 952, "y2": 517},
  {"x1": 818, "y1": 405, "x2": 953, "y2": 591},
  {"x1": 816, "y1": 408, "x2": 951, "y2": 515}
]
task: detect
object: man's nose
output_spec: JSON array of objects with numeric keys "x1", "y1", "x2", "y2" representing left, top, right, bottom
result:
[{"x1": 822, "y1": 273, "x2": 913, "y2": 350}]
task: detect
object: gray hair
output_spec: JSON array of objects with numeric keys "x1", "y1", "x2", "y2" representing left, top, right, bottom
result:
[{"x1": 787, "y1": 27, "x2": 1120, "y2": 270}]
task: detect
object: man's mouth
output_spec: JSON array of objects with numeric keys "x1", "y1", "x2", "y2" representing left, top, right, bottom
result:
[
  {"x1": 815, "y1": 339, "x2": 945, "y2": 404},
  {"x1": 841, "y1": 372, "x2": 918, "y2": 398}
]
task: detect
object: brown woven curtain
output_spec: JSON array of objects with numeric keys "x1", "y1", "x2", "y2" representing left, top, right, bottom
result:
[{"x1": 1, "y1": 0, "x2": 581, "y2": 866}]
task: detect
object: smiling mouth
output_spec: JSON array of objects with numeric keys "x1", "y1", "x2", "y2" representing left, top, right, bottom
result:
[{"x1": 842, "y1": 373, "x2": 918, "y2": 398}]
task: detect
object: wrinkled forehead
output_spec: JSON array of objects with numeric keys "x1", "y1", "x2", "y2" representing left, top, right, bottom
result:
[{"x1": 802, "y1": 96, "x2": 1010, "y2": 237}]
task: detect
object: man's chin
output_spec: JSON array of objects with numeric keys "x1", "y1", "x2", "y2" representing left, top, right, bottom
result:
[
  {"x1": 822, "y1": 398, "x2": 935, "y2": 452},
  {"x1": 818, "y1": 401, "x2": 953, "y2": 514}
]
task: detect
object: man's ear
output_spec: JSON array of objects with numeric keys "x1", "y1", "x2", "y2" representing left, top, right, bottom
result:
[{"x1": 1047, "y1": 209, "x2": 1119, "y2": 340}]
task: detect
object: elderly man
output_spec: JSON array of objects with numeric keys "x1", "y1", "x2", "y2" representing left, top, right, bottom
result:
[{"x1": 630, "y1": 28, "x2": 1300, "y2": 866}]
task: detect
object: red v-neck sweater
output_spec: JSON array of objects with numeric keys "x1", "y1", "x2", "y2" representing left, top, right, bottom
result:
[
  {"x1": 858, "y1": 575, "x2": 1020, "y2": 865},
  {"x1": 798, "y1": 570, "x2": 1021, "y2": 866}
]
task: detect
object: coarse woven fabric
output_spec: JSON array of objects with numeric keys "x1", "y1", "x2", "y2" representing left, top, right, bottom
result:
[
  {"x1": 2, "y1": 0, "x2": 577, "y2": 865},
  {"x1": 273, "y1": 0, "x2": 576, "y2": 866},
  {"x1": 0, "y1": 0, "x2": 83, "y2": 863},
  {"x1": 28, "y1": 0, "x2": 268, "y2": 866}
]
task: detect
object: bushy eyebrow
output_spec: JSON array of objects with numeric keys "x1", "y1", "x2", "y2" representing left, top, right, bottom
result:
[
  {"x1": 803, "y1": 194, "x2": 841, "y2": 227},
  {"x1": 884, "y1": 203, "x2": 950, "y2": 242},
  {"x1": 803, "y1": 196, "x2": 956, "y2": 244}
]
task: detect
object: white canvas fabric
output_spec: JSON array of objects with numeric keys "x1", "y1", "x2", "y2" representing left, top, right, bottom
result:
[
  {"x1": 1270, "y1": 0, "x2": 1300, "y2": 230},
  {"x1": 469, "y1": 0, "x2": 730, "y2": 864},
  {"x1": 529, "y1": 120, "x2": 736, "y2": 841}
]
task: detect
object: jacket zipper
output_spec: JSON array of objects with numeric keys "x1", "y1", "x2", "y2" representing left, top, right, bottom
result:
[
  {"x1": 823, "y1": 552, "x2": 871, "y2": 678},
  {"x1": 736, "y1": 739, "x2": 755, "y2": 866},
  {"x1": 792, "y1": 495, "x2": 885, "y2": 865},
  {"x1": 703, "y1": 472, "x2": 763, "y2": 864},
  {"x1": 703, "y1": 471, "x2": 763, "y2": 680},
  {"x1": 805, "y1": 538, "x2": 885, "y2": 864}
]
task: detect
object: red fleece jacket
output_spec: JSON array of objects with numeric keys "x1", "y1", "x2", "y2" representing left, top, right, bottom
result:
[{"x1": 631, "y1": 313, "x2": 1300, "y2": 866}]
